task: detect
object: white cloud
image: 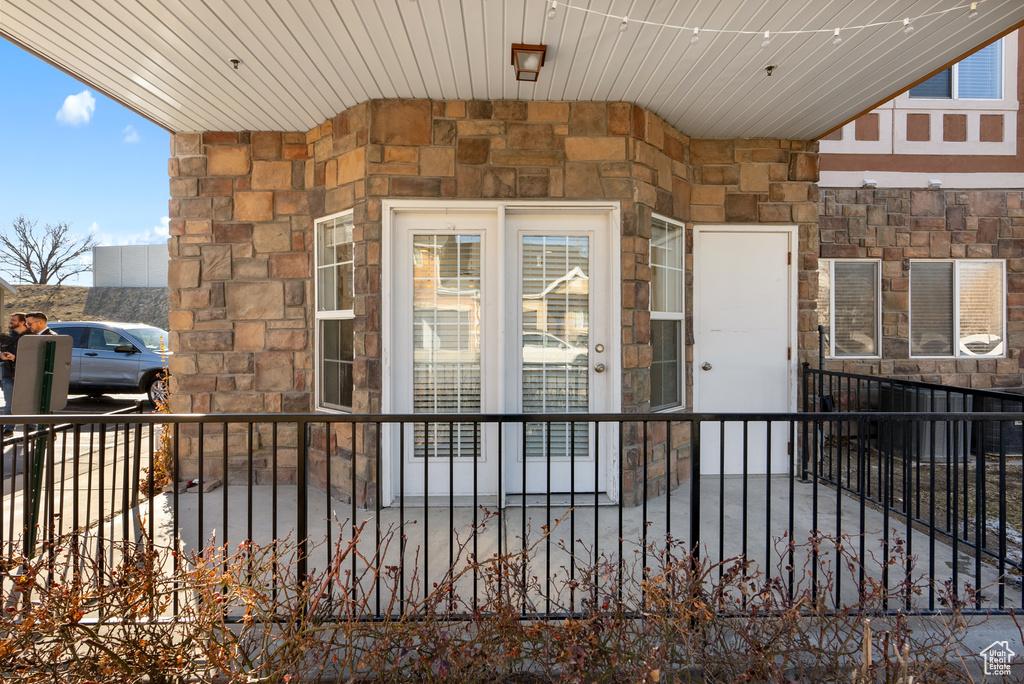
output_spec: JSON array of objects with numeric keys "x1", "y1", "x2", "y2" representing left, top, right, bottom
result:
[
  {"x1": 122, "y1": 125, "x2": 140, "y2": 143},
  {"x1": 56, "y1": 90, "x2": 96, "y2": 126},
  {"x1": 95, "y1": 217, "x2": 171, "y2": 246},
  {"x1": 87, "y1": 221, "x2": 100, "y2": 235}
]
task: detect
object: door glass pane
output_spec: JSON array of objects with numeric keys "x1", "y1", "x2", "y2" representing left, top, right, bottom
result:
[
  {"x1": 911, "y1": 262, "x2": 954, "y2": 356},
  {"x1": 522, "y1": 235, "x2": 589, "y2": 462},
  {"x1": 959, "y1": 261, "x2": 1004, "y2": 355},
  {"x1": 413, "y1": 235, "x2": 481, "y2": 458},
  {"x1": 320, "y1": 319, "x2": 353, "y2": 410}
]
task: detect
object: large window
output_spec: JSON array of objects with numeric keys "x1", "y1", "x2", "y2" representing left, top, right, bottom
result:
[
  {"x1": 650, "y1": 216, "x2": 684, "y2": 410},
  {"x1": 909, "y1": 40, "x2": 1002, "y2": 99},
  {"x1": 910, "y1": 260, "x2": 1005, "y2": 357},
  {"x1": 818, "y1": 260, "x2": 880, "y2": 358},
  {"x1": 316, "y1": 212, "x2": 355, "y2": 411}
]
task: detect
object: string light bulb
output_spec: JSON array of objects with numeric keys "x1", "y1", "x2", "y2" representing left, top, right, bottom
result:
[
  {"x1": 690, "y1": 27, "x2": 699, "y2": 45},
  {"x1": 760, "y1": 30, "x2": 771, "y2": 49},
  {"x1": 902, "y1": 18, "x2": 914, "y2": 34},
  {"x1": 619, "y1": 16, "x2": 628, "y2": 32},
  {"x1": 547, "y1": 1, "x2": 557, "y2": 20},
  {"x1": 968, "y1": 2, "x2": 979, "y2": 19},
  {"x1": 831, "y1": 28, "x2": 842, "y2": 45}
]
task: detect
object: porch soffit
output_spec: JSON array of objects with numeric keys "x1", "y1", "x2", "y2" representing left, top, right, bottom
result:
[{"x1": 3, "y1": 1, "x2": 1024, "y2": 140}]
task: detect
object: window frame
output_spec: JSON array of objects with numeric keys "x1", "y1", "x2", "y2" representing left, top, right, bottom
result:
[
  {"x1": 820, "y1": 258, "x2": 882, "y2": 359},
  {"x1": 649, "y1": 214, "x2": 686, "y2": 412},
  {"x1": 909, "y1": 259, "x2": 1007, "y2": 359},
  {"x1": 908, "y1": 39, "x2": 1003, "y2": 101},
  {"x1": 314, "y1": 210, "x2": 356, "y2": 413}
]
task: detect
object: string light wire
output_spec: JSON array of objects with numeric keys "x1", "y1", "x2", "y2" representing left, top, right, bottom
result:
[{"x1": 546, "y1": 0, "x2": 990, "y2": 39}]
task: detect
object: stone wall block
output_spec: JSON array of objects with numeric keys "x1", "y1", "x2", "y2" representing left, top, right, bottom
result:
[
  {"x1": 168, "y1": 259, "x2": 201, "y2": 289},
  {"x1": 787, "y1": 152, "x2": 818, "y2": 182},
  {"x1": 234, "y1": 192, "x2": 275, "y2": 222},
  {"x1": 508, "y1": 123, "x2": 555, "y2": 150},
  {"x1": 225, "y1": 281, "x2": 285, "y2": 320},
  {"x1": 255, "y1": 352, "x2": 294, "y2": 391},
  {"x1": 207, "y1": 145, "x2": 251, "y2": 176},
  {"x1": 569, "y1": 102, "x2": 608, "y2": 136},
  {"x1": 201, "y1": 244, "x2": 233, "y2": 280},
  {"x1": 174, "y1": 132, "x2": 202, "y2": 155},
  {"x1": 457, "y1": 138, "x2": 490, "y2": 164},
  {"x1": 269, "y1": 253, "x2": 310, "y2": 279},
  {"x1": 337, "y1": 147, "x2": 366, "y2": 186},
  {"x1": 527, "y1": 102, "x2": 569, "y2": 122},
  {"x1": 420, "y1": 147, "x2": 455, "y2": 176},
  {"x1": 252, "y1": 160, "x2": 295, "y2": 190},
  {"x1": 564, "y1": 163, "x2": 603, "y2": 197}
]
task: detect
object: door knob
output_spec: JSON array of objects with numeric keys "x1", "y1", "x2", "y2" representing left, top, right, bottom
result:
[
  {"x1": 594, "y1": 363, "x2": 606, "y2": 373},
  {"x1": 701, "y1": 362, "x2": 712, "y2": 371}
]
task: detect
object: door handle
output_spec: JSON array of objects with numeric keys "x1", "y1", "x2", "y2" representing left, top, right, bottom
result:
[
  {"x1": 594, "y1": 363, "x2": 606, "y2": 373},
  {"x1": 701, "y1": 362, "x2": 712, "y2": 371},
  {"x1": 85, "y1": 352, "x2": 98, "y2": 356}
]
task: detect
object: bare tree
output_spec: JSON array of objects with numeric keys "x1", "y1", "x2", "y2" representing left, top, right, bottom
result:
[{"x1": 0, "y1": 215, "x2": 97, "y2": 285}]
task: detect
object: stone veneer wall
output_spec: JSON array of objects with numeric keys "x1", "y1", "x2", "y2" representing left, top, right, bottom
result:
[
  {"x1": 166, "y1": 99, "x2": 820, "y2": 505},
  {"x1": 818, "y1": 188, "x2": 1024, "y2": 387}
]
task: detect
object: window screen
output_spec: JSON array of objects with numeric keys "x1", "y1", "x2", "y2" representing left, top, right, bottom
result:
[
  {"x1": 909, "y1": 40, "x2": 1001, "y2": 100},
  {"x1": 315, "y1": 213, "x2": 355, "y2": 411},
  {"x1": 819, "y1": 260, "x2": 879, "y2": 358},
  {"x1": 650, "y1": 216, "x2": 684, "y2": 410},
  {"x1": 911, "y1": 261, "x2": 1005, "y2": 357},
  {"x1": 911, "y1": 262, "x2": 954, "y2": 356}
]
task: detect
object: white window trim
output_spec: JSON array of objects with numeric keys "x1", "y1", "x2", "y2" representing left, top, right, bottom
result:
[
  {"x1": 908, "y1": 259, "x2": 1007, "y2": 359},
  {"x1": 649, "y1": 213, "x2": 686, "y2": 411},
  {"x1": 314, "y1": 210, "x2": 355, "y2": 413},
  {"x1": 822, "y1": 258, "x2": 882, "y2": 359}
]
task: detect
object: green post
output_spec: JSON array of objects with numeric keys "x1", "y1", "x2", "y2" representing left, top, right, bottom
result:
[{"x1": 26, "y1": 340, "x2": 56, "y2": 557}]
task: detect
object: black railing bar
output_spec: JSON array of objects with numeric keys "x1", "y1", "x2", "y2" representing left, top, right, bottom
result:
[
  {"x1": 569, "y1": 420, "x2": 576, "y2": 613},
  {"x1": 222, "y1": 424, "x2": 229, "y2": 578},
  {"x1": 472, "y1": 421, "x2": 479, "y2": 612},
  {"x1": 246, "y1": 422, "x2": 253, "y2": 583},
  {"x1": 717, "y1": 420, "x2": 725, "y2": 579},
  {"x1": 353, "y1": 421, "x2": 359, "y2": 605},
  {"x1": 741, "y1": 420, "x2": 749, "y2": 600},
  {"x1": 545, "y1": 419, "x2": 552, "y2": 618},
  {"x1": 17, "y1": 409, "x2": 1024, "y2": 426},
  {"x1": 805, "y1": 367, "x2": 1024, "y2": 403},
  {"x1": 375, "y1": 421, "x2": 382, "y2": 619},
  {"x1": 448, "y1": 420, "x2": 454, "y2": 612},
  {"x1": 641, "y1": 420, "x2": 648, "y2": 597},
  {"x1": 974, "y1": 423, "x2": 984, "y2": 611},
  {"x1": 998, "y1": 420, "x2": 1007, "y2": 609},
  {"x1": 765, "y1": 421, "x2": 772, "y2": 588},
  {"x1": 787, "y1": 420, "x2": 795, "y2": 602},
  {"x1": 271, "y1": 422, "x2": 279, "y2": 605}
]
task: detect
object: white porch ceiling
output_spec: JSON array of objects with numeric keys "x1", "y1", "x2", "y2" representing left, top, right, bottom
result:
[{"x1": 3, "y1": 1, "x2": 1023, "y2": 139}]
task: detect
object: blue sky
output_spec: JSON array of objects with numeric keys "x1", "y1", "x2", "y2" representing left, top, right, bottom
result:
[{"x1": 0, "y1": 38, "x2": 170, "y2": 286}]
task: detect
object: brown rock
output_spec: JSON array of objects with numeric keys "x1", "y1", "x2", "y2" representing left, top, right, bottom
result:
[
  {"x1": 213, "y1": 222, "x2": 253, "y2": 243},
  {"x1": 565, "y1": 137, "x2": 626, "y2": 161},
  {"x1": 370, "y1": 100, "x2": 432, "y2": 146},
  {"x1": 456, "y1": 120, "x2": 505, "y2": 136},
  {"x1": 207, "y1": 145, "x2": 251, "y2": 176},
  {"x1": 235, "y1": 322, "x2": 265, "y2": 351},
  {"x1": 174, "y1": 132, "x2": 201, "y2": 155},
  {"x1": 725, "y1": 193, "x2": 758, "y2": 222},
  {"x1": 519, "y1": 174, "x2": 549, "y2": 197},
  {"x1": 200, "y1": 177, "x2": 233, "y2": 197},
  {"x1": 787, "y1": 152, "x2": 818, "y2": 182},
  {"x1": 457, "y1": 138, "x2": 490, "y2": 165},
  {"x1": 177, "y1": 331, "x2": 234, "y2": 352},
  {"x1": 204, "y1": 132, "x2": 238, "y2": 145},
  {"x1": 391, "y1": 177, "x2": 442, "y2": 196},
  {"x1": 201, "y1": 244, "x2": 232, "y2": 280},
  {"x1": 254, "y1": 223, "x2": 292, "y2": 253},
  {"x1": 256, "y1": 352, "x2": 295, "y2": 391},
  {"x1": 691, "y1": 139, "x2": 733, "y2": 165},
  {"x1": 970, "y1": 191, "x2": 1007, "y2": 217},
  {"x1": 508, "y1": 123, "x2": 554, "y2": 150},
  {"x1": 225, "y1": 282, "x2": 285, "y2": 320},
  {"x1": 758, "y1": 204, "x2": 791, "y2": 222},
  {"x1": 570, "y1": 102, "x2": 608, "y2": 136},
  {"x1": 420, "y1": 147, "x2": 455, "y2": 176},
  {"x1": 234, "y1": 192, "x2": 274, "y2": 222},
  {"x1": 168, "y1": 260, "x2": 200, "y2": 289},
  {"x1": 564, "y1": 163, "x2": 602, "y2": 197},
  {"x1": 700, "y1": 165, "x2": 740, "y2": 185},
  {"x1": 527, "y1": 102, "x2": 569, "y2": 122},
  {"x1": 337, "y1": 148, "x2": 366, "y2": 186},
  {"x1": 910, "y1": 190, "x2": 945, "y2": 217},
  {"x1": 482, "y1": 168, "x2": 516, "y2": 197},
  {"x1": 433, "y1": 119, "x2": 456, "y2": 145},
  {"x1": 269, "y1": 253, "x2": 310, "y2": 279},
  {"x1": 267, "y1": 329, "x2": 309, "y2": 351},
  {"x1": 252, "y1": 161, "x2": 294, "y2": 190},
  {"x1": 493, "y1": 100, "x2": 527, "y2": 120},
  {"x1": 251, "y1": 131, "x2": 282, "y2": 160},
  {"x1": 275, "y1": 191, "x2": 309, "y2": 215}
]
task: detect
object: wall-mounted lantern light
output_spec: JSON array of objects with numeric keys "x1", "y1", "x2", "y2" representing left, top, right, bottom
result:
[{"x1": 511, "y1": 43, "x2": 547, "y2": 81}]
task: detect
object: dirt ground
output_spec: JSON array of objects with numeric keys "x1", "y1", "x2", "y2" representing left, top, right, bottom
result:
[{"x1": 1, "y1": 284, "x2": 90, "y2": 322}]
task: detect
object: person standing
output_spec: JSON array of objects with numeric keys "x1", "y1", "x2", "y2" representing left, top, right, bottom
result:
[
  {"x1": 25, "y1": 312, "x2": 57, "y2": 337},
  {"x1": 0, "y1": 313, "x2": 28, "y2": 437}
]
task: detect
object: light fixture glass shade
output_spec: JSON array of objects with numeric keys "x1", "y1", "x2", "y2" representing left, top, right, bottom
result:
[{"x1": 511, "y1": 43, "x2": 547, "y2": 81}]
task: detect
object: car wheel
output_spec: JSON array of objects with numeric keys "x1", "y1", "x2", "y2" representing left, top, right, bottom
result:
[{"x1": 146, "y1": 372, "x2": 169, "y2": 407}]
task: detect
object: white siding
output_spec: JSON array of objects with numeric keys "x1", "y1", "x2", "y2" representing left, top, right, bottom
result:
[{"x1": 92, "y1": 245, "x2": 168, "y2": 287}]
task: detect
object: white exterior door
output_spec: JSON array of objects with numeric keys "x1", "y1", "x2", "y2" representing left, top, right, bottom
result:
[
  {"x1": 693, "y1": 227, "x2": 795, "y2": 475},
  {"x1": 386, "y1": 203, "x2": 618, "y2": 502}
]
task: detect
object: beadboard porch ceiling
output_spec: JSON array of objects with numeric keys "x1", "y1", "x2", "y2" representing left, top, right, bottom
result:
[{"x1": 3, "y1": 1, "x2": 1023, "y2": 139}]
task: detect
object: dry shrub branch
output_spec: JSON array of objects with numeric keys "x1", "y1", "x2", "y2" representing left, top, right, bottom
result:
[{"x1": 0, "y1": 511, "x2": 992, "y2": 683}]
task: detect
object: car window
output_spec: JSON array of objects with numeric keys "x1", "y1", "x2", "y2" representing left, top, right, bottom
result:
[
  {"x1": 52, "y1": 326, "x2": 89, "y2": 348},
  {"x1": 87, "y1": 328, "x2": 133, "y2": 351},
  {"x1": 122, "y1": 327, "x2": 170, "y2": 352}
]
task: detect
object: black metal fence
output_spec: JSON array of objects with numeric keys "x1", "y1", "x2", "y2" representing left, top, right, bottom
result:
[
  {"x1": 2, "y1": 408, "x2": 1022, "y2": 617},
  {"x1": 804, "y1": 364, "x2": 1024, "y2": 610}
]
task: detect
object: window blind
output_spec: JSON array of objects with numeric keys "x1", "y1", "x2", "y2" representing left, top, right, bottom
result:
[
  {"x1": 833, "y1": 261, "x2": 878, "y2": 356},
  {"x1": 911, "y1": 262, "x2": 954, "y2": 356},
  {"x1": 958, "y1": 41, "x2": 1001, "y2": 99}
]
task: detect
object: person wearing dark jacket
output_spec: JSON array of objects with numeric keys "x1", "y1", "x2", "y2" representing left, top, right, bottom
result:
[
  {"x1": 0, "y1": 313, "x2": 28, "y2": 437},
  {"x1": 25, "y1": 312, "x2": 57, "y2": 337}
]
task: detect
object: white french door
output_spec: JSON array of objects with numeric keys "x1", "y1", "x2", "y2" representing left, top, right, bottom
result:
[{"x1": 386, "y1": 203, "x2": 617, "y2": 502}]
